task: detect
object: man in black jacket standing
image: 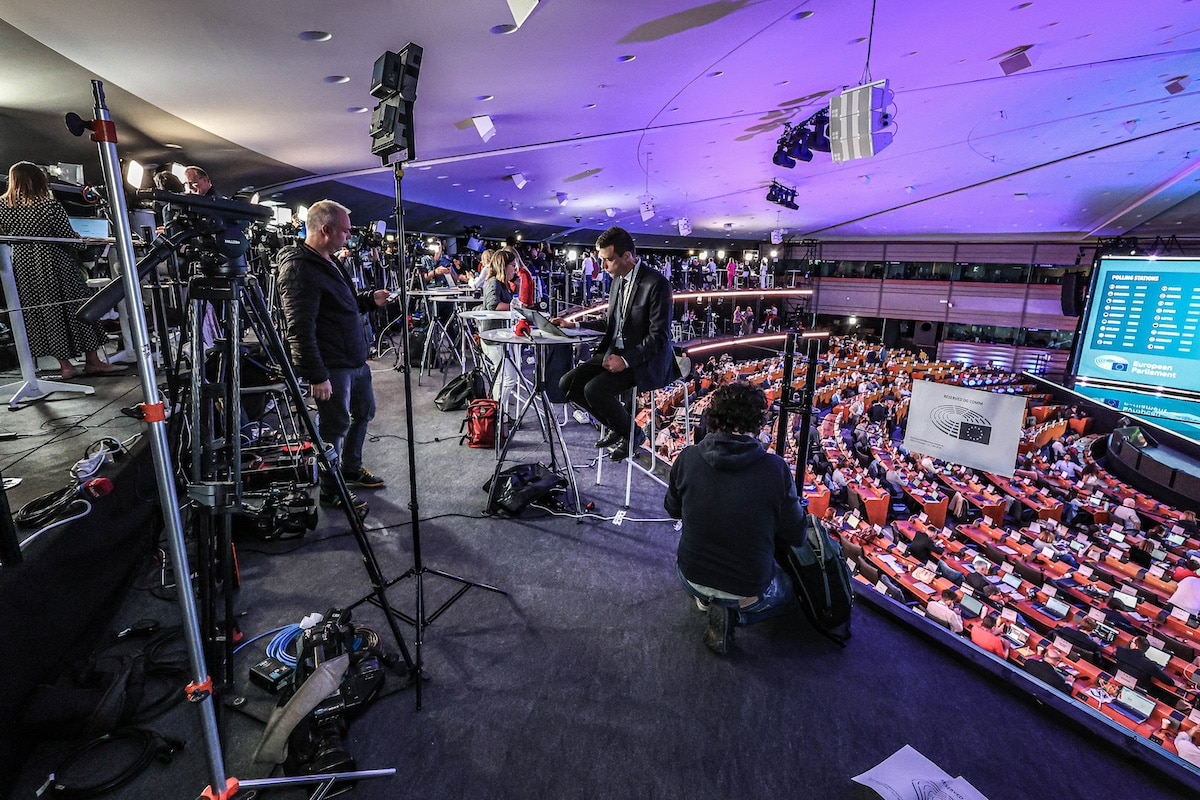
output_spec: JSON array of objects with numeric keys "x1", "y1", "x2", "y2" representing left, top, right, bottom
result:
[
  {"x1": 277, "y1": 200, "x2": 389, "y2": 516},
  {"x1": 665, "y1": 382, "x2": 806, "y2": 655},
  {"x1": 553, "y1": 227, "x2": 674, "y2": 461}
]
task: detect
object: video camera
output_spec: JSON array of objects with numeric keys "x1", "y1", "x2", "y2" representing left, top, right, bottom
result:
[
  {"x1": 78, "y1": 190, "x2": 272, "y2": 324},
  {"x1": 286, "y1": 608, "x2": 386, "y2": 781}
]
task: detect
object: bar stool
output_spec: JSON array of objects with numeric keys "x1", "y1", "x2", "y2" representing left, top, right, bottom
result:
[{"x1": 595, "y1": 355, "x2": 692, "y2": 508}]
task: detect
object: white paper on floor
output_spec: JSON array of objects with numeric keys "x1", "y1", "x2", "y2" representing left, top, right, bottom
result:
[{"x1": 851, "y1": 745, "x2": 989, "y2": 800}]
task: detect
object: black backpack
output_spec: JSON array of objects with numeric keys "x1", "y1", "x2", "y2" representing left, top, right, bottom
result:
[
  {"x1": 434, "y1": 369, "x2": 486, "y2": 412},
  {"x1": 777, "y1": 515, "x2": 854, "y2": 646}
]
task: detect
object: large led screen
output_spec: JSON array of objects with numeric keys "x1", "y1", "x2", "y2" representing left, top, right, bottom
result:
[{"x1": 1074, "y1": 256, "x2": 1200, "y2": 396}]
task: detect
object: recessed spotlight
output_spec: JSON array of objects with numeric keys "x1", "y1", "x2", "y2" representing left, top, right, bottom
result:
[
  {"x1": 476, "y1": 94, "x2": 495, "y2": 102},
  {"x1": 347, "y1": 107, "x2": 369, "y2": 114},
  {"x1": 452, "y1": 182, "x2": 461, "y2": 187},
  {"x1": 616, "y1": 55, "x2": 636, "y2": 63},
  {"x1": 582, "y1": 103, "x2": 596, "y2": 109},
  {"x1": 163, "y1": 143, "x2": 182, "y2": 149},
  {"x1": 706, "y1": 71, "x2": 724, "y2": 78},
  {"x1": 849, "y1": 37, "x2": 866, "y2": 44},
  {"x1": 437, "y1": 175, "x2": 449, "y2": 179},
  {"x1": 418, "y1": 165, "x2": 432, "y2": 171},
  {"x1": 298, "y1": 30, "x2": 332, "y2": 42},
  {"x1": 792, "y1": 10, "x2": 814, "y2": 19},
  {"x1": 324, "y1": 75, "x2": 350, "y2": 84},
  {"x1": 490, "y1": 23, "x2": 518, "y2": 35}
]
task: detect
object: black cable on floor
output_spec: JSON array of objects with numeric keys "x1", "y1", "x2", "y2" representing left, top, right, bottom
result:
[{"x1": 38, "y1": 728, "x2": 183, "y2": 798}]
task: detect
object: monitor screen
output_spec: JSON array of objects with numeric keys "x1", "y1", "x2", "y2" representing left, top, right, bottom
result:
[
  {"x1": 1112, "y1": 590, "x2": 1139, "y2": 611},
  {"x1": 1001, "y1": 573, "x2": 1023, "y2": 590},
  {"x1": 1072, "y1": 257, "x2": 1200, "y2": 441}
]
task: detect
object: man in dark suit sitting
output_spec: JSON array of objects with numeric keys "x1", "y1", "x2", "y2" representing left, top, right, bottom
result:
[
  {"x1": 1114, "y1": 635, "x2": 1176, "y2": 692},
  {"x1": 1055, "y1": 617, "x2": 1104, "y2": 664},
  {"x1": 554, "y1": 227, "x2": 674, "y2": 461}
]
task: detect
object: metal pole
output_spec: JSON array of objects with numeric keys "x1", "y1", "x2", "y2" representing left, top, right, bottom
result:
[
  {"x1": 775, "y1": 331, "x2": 796, "y2": 458},
  {"x1": 795, "y1": 335, "x2": 821, "y2": 488},
  {"x1": 79, "y1": 79, "x2": 231, "y2": 798}
]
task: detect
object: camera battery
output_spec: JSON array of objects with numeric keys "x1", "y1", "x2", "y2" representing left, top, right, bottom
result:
[{"x1": 249, "y1": 656, "x2": 294, "y2": 693}]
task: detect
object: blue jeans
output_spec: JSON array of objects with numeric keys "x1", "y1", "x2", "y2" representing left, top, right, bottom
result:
[
  {"x1": 316, "y1": 363, "x2": 375, "y2": 487},
  {"x1": 676, "y1": 563, "x2": 795, "y2": 626}
]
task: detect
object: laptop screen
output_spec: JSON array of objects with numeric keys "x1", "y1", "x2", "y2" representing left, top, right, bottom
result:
[
  {"x1": 960, "y1": 595, "x2": 983, "y2": 617},
  {"x1": 1001, "y1": 573, "x2": 1023, "y2": 590},
  {"x1": 1145, "y1": 646, "x2": 1172, "y2": 668},
  {"x1": 1150, "y1": 548, "x2": 1167, "y2": 562},
  {"x1": 1088, "y1": 495, "x2": 1103, "y2": 507},
  {"x1": 1007, "y1": 626, "x2": 1030, "y2": 646},
  {"x1": 1112, "y1": 591, "x2": 1139, "y2": 612},
  {"x1": 1095, "y1": 622, "x2": 1119, "y2": 644},
  {"x1": 1118, "y1": 687, "x2": 1156, "y2": 719},
  {"x1": 1167, "y1": 533, "x2": 1186, "y2": 547},
  {"x1": 1045, "y1": 597, "x2": 1071, "y2": 618},
  {"x1": 1109, "y1": 530, "x2": 1126, "y2": 544}
]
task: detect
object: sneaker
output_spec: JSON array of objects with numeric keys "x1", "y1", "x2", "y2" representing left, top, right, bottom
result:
[
  {"x1": 342, "y1": 466, "x2": 385, "y2": 489},
  {"x1": 694, "y1": 596, "x2": 711, "y2": 613},
  {"x1": 702, "y1": 605, "x2": 735, "y2": 655},
  {"x1": 320, "y1": 489, "x2": 369, "y2": 520}
]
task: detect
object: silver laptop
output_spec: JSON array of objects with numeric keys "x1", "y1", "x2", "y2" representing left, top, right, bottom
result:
[
  {"x1": 518, "y1": 307, "x2": 594, "y2": 339},
  {"x1": 1003, "y1": 625, "x2": 1031, "y2": 647},
  {"x1": 1112, "y1": 590, "x2": 1139, "y2": 612},
  {"x1": 1113, "y1": 687, "x2": 1156, "y2": 723},
  {"x1": 1042, "y1": 596, "x2": 1071, "y2": 620},
  {"x1": 959, "y1": 594, "x2": 984, "y2": 619},
  {"x1": 1144, "y1": 646, "x2": 1171, "y2": 668}
]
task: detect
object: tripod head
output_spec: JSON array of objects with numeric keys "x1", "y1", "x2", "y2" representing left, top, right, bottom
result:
[{"x1": 141, "y1": 189, "x2": 271, "y2": 279}]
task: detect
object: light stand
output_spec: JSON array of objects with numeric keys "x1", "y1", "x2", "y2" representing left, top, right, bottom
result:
[
  {"x1": 69, "y1": 79, "x2": 397, "y2": 799},
  {"x1": 349, "y1": 162, "x2": 507, "y2": 710}
]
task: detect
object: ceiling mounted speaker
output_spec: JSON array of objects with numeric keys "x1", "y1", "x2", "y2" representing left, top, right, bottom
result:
[
  {"x1": 677, "y1": 217, "x2": 692, "y2": 236},
  {"x1": 828, "y1": 79, "x2": 894, "y2": 163},
  {"x1": 770, "y1": 229, "x2": 783, "y2": 245}
]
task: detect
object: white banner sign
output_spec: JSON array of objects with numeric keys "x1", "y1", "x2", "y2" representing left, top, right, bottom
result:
[{"x1": 903, "y1": 380, "x2": 1025, "y2": 477}]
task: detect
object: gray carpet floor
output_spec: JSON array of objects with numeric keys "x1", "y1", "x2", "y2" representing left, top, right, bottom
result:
[{"x1": 4, "y1": 355, "x2": 1196, "y2": 800}]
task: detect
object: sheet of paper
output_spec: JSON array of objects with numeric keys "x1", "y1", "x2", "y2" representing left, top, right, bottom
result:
[{"x1": 851, "y1": 745, "x2": 990, "y2": 800}]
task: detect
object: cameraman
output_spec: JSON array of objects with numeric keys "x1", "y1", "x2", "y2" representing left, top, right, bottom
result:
[
  {"x1": 665, "y1": 381, "x2": 806, "y2": 655},
  {"x1": 277, "y1": 200, "x2": 389, "y2": 517}
]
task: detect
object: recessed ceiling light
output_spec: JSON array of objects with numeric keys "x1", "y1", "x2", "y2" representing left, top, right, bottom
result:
[
  {"x1": 490, "y1": 23, "x2": 518, "y2": 35},
  {"x1": 418, "y1": 165, "x2": 432, "y2": 171},
  {"x1": 437, "y1": 175, "x2": 449, "y2": 179},
  {"x1": 347, "y1": 107, "x2": 369, "y2": 114},
  {"x1": 324, "y1": 75, "x2": 350, "y2": 84},
  {"x1": 582, "y1": 103, "x2": 596, "y2": 109},
  {"x1": 476, "y1": 94, "x2": 495, "y2": 102},
  {"x1": 163, "y1": 143, "x2": 182, "y2": 149},
  {"x1": 298, "y1": 31, "x2": 332, "y2": 42},
  {"x1": 849, "y1": 37, "x2": 866, "y2": 44},
  {"x1": 706, "y1": 71, "x2": 724, "y2": 78},
  {"x1": 616, "y1": 55, "x2": 636, "y2": 63}
]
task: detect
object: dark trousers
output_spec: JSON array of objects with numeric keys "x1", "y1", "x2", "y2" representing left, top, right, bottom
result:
[{"x1": 559, "y1": 359, "x2": 638, "y2": 436}]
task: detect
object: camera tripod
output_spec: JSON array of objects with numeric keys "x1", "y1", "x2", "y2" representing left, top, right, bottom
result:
[{"x1": 73, "y1": 80, "x2": 409, "y2": 799}]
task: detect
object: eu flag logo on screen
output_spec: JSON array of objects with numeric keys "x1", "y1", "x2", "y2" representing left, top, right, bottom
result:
[
  {"x1": 958, "y1": 422, "x2": 992, "y2": 445},
  {"x1": 1111, "y1": 361, "x2": 1128, "y2": 372}
]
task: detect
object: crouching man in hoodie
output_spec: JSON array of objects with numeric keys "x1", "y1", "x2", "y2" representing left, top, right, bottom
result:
[{"x1": 665, "y1": 381, "x2": 807, "y2": 655}]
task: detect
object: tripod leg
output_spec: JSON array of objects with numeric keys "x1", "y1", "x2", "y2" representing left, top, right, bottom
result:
[{"x1": 241, "y1": 278, "x2": 418, "y2": 682}]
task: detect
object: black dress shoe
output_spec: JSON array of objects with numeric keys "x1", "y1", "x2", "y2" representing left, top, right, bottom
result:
[
  {"x1": 607, "y1": 438, "x2": 633, "y2": 462},
  {"x1": 595, "y1": 429, "x2": 622, "y2": 449}
]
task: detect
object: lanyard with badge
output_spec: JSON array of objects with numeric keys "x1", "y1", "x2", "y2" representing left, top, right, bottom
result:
[{"x1": 614, "y1": 261, "x2": 640, "y2": 345}]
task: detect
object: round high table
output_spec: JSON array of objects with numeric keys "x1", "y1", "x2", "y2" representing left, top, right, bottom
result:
[{"x1": 478, "y1": 328, "x2": 599, "y2": 516}]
